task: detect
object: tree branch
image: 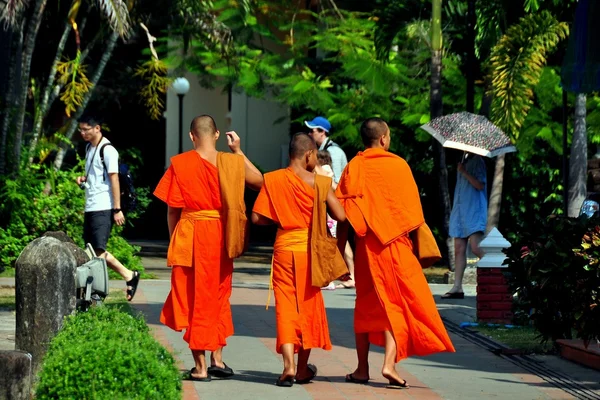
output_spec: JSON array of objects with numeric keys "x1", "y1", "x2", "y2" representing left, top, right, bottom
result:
[
  {"x1": 53, "y1": 30, "x2": 119, "y2": 172},
  {"x1": 11, "y1": 0, "x2": 47, "y2": 174},
  {"x1": 28, "y1": 20, "x2": 72, "y2": 163}
]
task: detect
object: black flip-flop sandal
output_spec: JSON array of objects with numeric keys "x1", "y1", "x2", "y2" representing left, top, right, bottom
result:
[
  {"x1": 188, "y1": 368, "x2": 212, "y2": 382},
  {"x1": 126, "y1": 271, "x2": 140, "y2": 302},
  {"x1": 345, "y1": 373, "x2": 369, "y2": 384},
  {"x1": 275, "y1": 377, "x2": 294, "y2": 387},
  {"x1": 295, "y1": 364, "x2": 317, "y2": 384},
  {"x1": 387, "y1": 378, "x2": 409, "y2": 389},
  {"x1": 207, "y1": 362, "x2": 234, "y2": 378},
  {"x1": 440, "y1": 292, "x2": 464, "y2": 299}
]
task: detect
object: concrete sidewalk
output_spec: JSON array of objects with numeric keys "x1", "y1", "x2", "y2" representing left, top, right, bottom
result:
[{"x1": 3, "y1": 264, "x2": 600, "y2": 399}]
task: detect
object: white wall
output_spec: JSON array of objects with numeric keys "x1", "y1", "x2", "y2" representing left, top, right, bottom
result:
[
  {"x1": 164, "y1": 72, "x2": 229, "y2": 169},
  {"x1": 230, "y1": 90, "x2": 290, "y2": 172},
  {"x1": 165, "y1": 75, "x2": 290, "y2": 172}
]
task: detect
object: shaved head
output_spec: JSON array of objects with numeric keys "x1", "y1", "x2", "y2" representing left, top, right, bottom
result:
[
  {"x1": 360, "y1": 117, "x2": 389, "y2": 147},
  {"x1": 190, "y1": 115, "x2": 218, "y2": 137},
  {"x1": 289, "y1": 132, "x2": 317, "y2": 159}
]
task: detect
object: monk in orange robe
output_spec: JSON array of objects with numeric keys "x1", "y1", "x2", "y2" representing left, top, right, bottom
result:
[
  {"x1": 336, "y1": 118, "x2": 455, "y2": 389},
  {"x1": 154, "y1": 115, "x2": 263, "y2": 381},
  {"x1": 251, "y1": 133, "x2": 346, "y2": 387}
]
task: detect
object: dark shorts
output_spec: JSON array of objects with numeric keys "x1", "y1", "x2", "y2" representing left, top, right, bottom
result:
[{"x1": 83, "y1": 210, "x2": 113, "y2": 252}]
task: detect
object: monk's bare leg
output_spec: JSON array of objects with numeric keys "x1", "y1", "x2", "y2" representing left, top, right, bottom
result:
[
  {"x1": 210, "y1": 347, "x2": 225, "y2": 368},
  {"x1": 279, "y1": 343, "x2": 296, "y2": 381},
  {"x1": 338, "y1": 243, "x2": 356, "y2": 288},
  {"x1": 295, "y1": 347, "x2": 315, "y2": 382},
  {"x1": 381, "y1": 331, "x2": 408, "y2": 387},
  {"x1": 348, "y1": 332, "x2": 370, "y2": 381},
  {"x1": 191, "y1": 350, "x2": 209, "y2": 379}
]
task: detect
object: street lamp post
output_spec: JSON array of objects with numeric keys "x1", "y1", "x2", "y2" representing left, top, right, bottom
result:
[{"x1": 172, "y1": 77, "x2": 190, "y2": 154}]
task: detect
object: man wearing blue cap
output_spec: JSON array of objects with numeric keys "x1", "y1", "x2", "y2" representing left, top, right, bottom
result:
[{"x1": 305, "y1": 116, "x2": 348, "y2": 184}]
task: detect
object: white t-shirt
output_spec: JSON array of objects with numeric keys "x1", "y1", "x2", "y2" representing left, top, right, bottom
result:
[{"x1": 84, "y1": 137, "x2": 119, "y2": 212}]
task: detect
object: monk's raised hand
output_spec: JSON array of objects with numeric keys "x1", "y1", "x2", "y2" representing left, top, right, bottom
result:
[{"x1": 226, "y1": 131, "x2": 241, "y2": 153}]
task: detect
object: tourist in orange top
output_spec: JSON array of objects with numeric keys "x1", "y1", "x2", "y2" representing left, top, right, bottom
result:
[
  {"x1": 154, "y1": 115, "x2": 263, "y2": 382},
  {"x1": 336, "y1": 118, "x2": 455, "y2": 389},
  {"x1": 251, "y1": 133, "x2": 346, "y2": 387}
]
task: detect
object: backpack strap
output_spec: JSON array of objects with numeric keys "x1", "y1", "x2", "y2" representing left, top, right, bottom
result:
[{"x1": 98, "y1": 142, "x2": 113, "y2": 182}]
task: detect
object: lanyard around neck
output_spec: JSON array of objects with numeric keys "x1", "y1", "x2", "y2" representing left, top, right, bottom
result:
[{"x1": 85, "y1": 136, "x2": 103, "y2": 181}]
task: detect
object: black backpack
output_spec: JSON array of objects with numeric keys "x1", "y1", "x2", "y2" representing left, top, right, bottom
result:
[{"x1": 87, "y1": 142, "x2": 138, "y2": 213}]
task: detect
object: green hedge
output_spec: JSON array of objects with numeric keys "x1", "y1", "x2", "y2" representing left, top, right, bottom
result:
[{"x1": 36, "y1": 306, "x2": 182, "y2": 399}]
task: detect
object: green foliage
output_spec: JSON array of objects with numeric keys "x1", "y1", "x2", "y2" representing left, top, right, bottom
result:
[
  {"x1": 487, "y1": 10, "x2": 569, "y2": 139},
  {"x1": 504, "y1": 214, "x2": 600, "y2": 344},
  {"x1": 0, "y1": 158, "x2": 149, "y2": 277},
  {"x1": 36, "y1": 306, "x2": 182, "y2": 399}
]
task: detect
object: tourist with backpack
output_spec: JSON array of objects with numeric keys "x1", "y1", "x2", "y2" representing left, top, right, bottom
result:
[{"x1": 75, "y1": 114, "x2": 141, "y2": 301}]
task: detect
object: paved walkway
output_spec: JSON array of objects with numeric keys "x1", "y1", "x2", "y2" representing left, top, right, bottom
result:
[
  {"x1": 3, "y1": 263, "x2": 600, "y2": 399},
  {"x1": 129, "y1": 269, "x2": 600, "y2": 400}
]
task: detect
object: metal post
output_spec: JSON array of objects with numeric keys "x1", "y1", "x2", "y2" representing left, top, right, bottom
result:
[
  {"x1": 178, "y1": 93, "x2": 184, "y2": 154},
  {"x1": 466, "y1": 0, "x2": 476, "y2": 113},
  {"x1": 562, "y1": 88, "x2": 569, "y2": 214}
]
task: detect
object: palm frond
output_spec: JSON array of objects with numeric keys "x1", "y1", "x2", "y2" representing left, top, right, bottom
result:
[
  {"x1": 0, "y1": 0, "x2": 29, "y2": 28},
  {"x1": 96, "y1": 0, "x2": 131, "y2": 38},
  {"x1": 373, "y1": 0, "x2": 408, "y2": 61},
  {"x1": 487, "y1": 10, "x2": 569, "y2": 140}
]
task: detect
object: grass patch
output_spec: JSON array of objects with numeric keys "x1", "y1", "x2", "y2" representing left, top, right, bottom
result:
[
  {"x1": 104, "y1": 287, "x2": 133, "y2": 314},
  {"x1": 423, "y1": 267, "x2": 448, "y2": 284},
  {"x1": 0, "y1": 287, "x2": 15, "y2": 311},
  {"x1": 0, "y1": 286, "x2": 130, "y2": 314},
  {"x1": 0, "y1": 268, "x2": 16, "y2": 277},
  {"x1": 470, "y1": 324, "x2": 556, "y2": 355}
]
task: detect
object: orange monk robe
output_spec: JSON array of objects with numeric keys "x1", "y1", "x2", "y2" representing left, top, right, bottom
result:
[
  {"x1": 252, "y1": 168, "x2": 332, "y2": 354},
  {"x1": 336, "y1": 148, "x2": 455, "y2": 362},
  {"x1": 154, "y1": 150, "x2": 234, "y2": 351}
]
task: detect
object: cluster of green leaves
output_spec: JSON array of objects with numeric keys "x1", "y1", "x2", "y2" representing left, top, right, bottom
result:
[
  {"x1": 36, "y1": 306, "x2": 181, "y2": 399},
  {"x1": 0, "y1": 156, "x2": 150, "y2": 277},
  {"x1": 504, "y1": 214, "x2": 600, "y2": 344},
  {"x1": 487, "y1": 10, "x2": 569, "y2": 139},
  {"x1": 166, "y1": 2, "x2": 468, "y2": 173}
]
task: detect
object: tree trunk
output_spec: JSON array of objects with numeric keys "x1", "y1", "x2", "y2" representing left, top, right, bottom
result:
[
  {"x1": 0, "y1": 24, "x2": 23, "y2": 175},
  {"x1": 11, "y1": 0, "x2": 48, "y2": 174},
  {"x1": 568, "y1": 93, "x2": 587, "y2": 217},
  {"x1": 430, "y1": 0, "x2": 453, "y2": 268},
  {"x1": 486, "y1": 153, "x2": 505, "y2": 232},
  {"x1": 53, "y1": 30, "x2": 119, "y2": 172},
  {"x1": 28, "y1": 22, "x2": 72, "y2": 163}
]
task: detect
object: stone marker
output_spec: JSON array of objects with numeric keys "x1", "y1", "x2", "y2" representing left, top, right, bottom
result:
[
  {"x1": 15, "y1": 236, "x2": 77, "y2": 372},
  {"x1": 0, "y1": 350, "x2": 32, "y2": 400},
  {"x1": 43, "y1": 231, "x2": 90, "y2": 266}
]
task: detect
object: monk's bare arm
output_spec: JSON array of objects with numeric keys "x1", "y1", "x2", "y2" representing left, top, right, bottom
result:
[
  {"x1": 225, "y1": 130, "x2": 263, "y2": 191},
  {"x1": 167, "y1": 207, "x2": 182, "y2": 237},
  {"x1": 240, "y1": 153, "x2": 264, "y2": 191},
  {"x1": 326, "y1": 187, "x2": 346, "y2": 222},
  {"x1": 251, "y1": 211, "x2": 273, "y2": 225}
]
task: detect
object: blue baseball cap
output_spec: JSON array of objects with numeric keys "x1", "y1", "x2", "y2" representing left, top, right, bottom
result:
[{"x1": 304, "y1": 116, "x2": 331, "y2": 133}]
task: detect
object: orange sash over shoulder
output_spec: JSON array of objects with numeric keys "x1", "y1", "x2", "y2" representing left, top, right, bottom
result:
[
  {"x1": 310, "y1": 174, "x2": 348, "y2": 287},
  {"x1": 217, "y1": 152, "x2": 248, "y2": 259}
]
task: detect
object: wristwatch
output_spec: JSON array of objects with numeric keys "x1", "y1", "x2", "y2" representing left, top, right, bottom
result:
[{"x1": 112, "y1": 208, "x2": 122, "y2": 214}]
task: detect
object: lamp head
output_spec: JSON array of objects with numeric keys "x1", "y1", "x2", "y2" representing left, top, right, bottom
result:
[{"x1": 173, "y1": 77, "x2": 190, "y2": 95}]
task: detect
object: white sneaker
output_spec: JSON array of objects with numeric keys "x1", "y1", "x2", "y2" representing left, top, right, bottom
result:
[{"x1": 321, "y1": 282, "x2": 336, "y2": 290}]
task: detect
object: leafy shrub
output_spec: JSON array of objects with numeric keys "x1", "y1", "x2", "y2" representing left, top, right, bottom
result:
[
  {"x1": 504, "y1": 214, "x2": 600, "y2": 345},
  {"x1": 36, "y1": 306, "x2": 182, "y2": 399},
  {"x1": 0, "y1": 162, "x2": 149, "y2": 277}
]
